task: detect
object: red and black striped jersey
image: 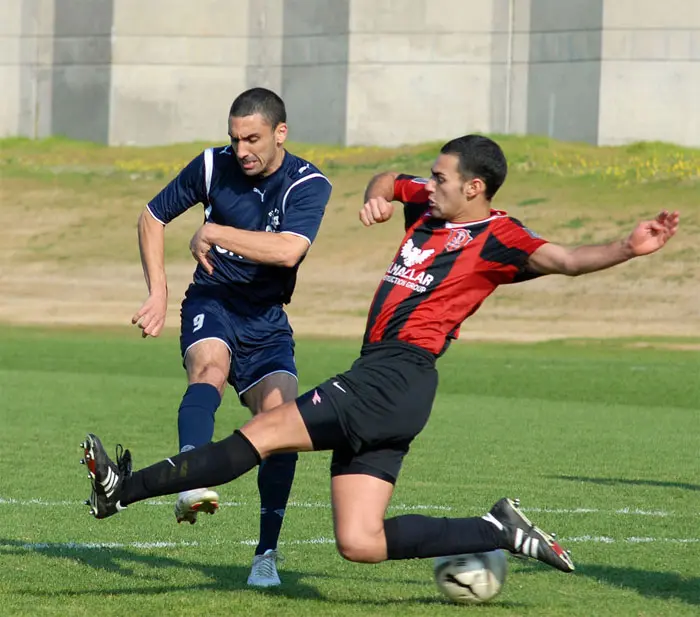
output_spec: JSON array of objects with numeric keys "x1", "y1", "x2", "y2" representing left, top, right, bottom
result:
[{"x1": 364, "y1": 175, "x2": 548, "y2": 355}]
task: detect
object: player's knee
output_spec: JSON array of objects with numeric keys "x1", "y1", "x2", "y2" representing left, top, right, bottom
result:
[
  {"x1": 188, "y1": 363, "x2": 227, "y2": 391},
  {"x1": 335, "y1": 528, "x2": 386, "y2": 563}
]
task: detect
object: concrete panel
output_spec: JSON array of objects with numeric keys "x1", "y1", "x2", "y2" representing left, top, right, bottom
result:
[
  {"x1": 19, "y1": 31, "x2": 55, "y2": 65},
  {"x1": 111, "y1": 36, "x2": 248, "y2": 66},
  {"x1": 51, "y1": 65, "x2": 111, "y2": 141},
  {"x1": 345, "y1": 64, "x2": 491, "y2": 146},
  {"x1": 0, "y1": 0, "x2": 55, "y2": 138},
  {"x1": 511, "y1": 0, "x2": 532, "y2": 33},
  {"x1": 490, "y1": 0, "x2": 526, "y2": 133},
  {"x1": 283, "y1": 0, "x2": 350, "y2": 35},
  {"x1": 530, "y1": 0, "x2": 604, "y2": 31},
  {"x1": 109, "y1": 65, "x2": 246, "y2": 145},
  {"x1": 0, "y1": 0, "x2": 21, "y2": 35},
  {"x1": 602, "y1": 29, "x2": 699, "y2": 61},
  {"x1": 423, "y1": 0, "x2": 497, "y2": 33},
  {"x1": 53, "y1": 0, "x2": 113, "y2": 35},
  {"x1": 526, "y1": 0, "x2": 602, "y2": 143},
  {"x1": 598, "y1": 61, "x2": 700, "y2": 146},
  {"x1": 505, "y1": 63, "x2": 531, "y2": 135},
  {"x1": 528, "y1": 30, "x2": 603, "y2": 63},
  {"x1": 603, "y1": 0, "x2": 700, "y2": 29},
  {"x1": 350, "y1": 0, "x2": 426, "y2": 33},
  {"x1": 18, "y1": 66, "x2": 54, "y2": 138},
  {"x1": 350, "y1": 0, "x2": 496, "y2": 33},
  {"x1": 111, "y1": 0, "x2": 250, "y2": 37},
  {"x1": 0, "y1": 66, "x2": 20, "y2": 136},
  {"x1": 3, "y1": 0, "x2": 55, "y2": 36},
  {"x1": 282, "y1": 34, "x2": 349, "y2": 65},
  {"x1": 246, "y1": 0, "x2": 284, "y2": 91},
  {"x1": 349, "y1": 32, "x2": 493, "y2": 64},
  {"x1": 281, "y1": 0, "x2": 349, "y2": 144},
  {"x1": 50, "y1": 0, "x2": 112, "y2": 142},
  {"x1": 282, "y1": 65, "x2": 348, "y2": 143},
  {"x1": 526, "y1": 61, "x2": 602, "y2": 143},
  {"x1": 53, "y1": 35, "x2": 111, "y2": 65},
  {"x1": 0, "y1": 33, "x2": 20, "y2": 63}
]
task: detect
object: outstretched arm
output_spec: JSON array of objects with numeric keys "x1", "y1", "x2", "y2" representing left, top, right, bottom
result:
[{"x1": 528, "y1": 210, "x2": 680, "y2": 276}]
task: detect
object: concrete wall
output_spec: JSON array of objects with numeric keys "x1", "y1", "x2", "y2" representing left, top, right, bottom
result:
[
  {"x1": 282, "y1": 0, "x2": 349, "y2": 144},
  {"x1": 525, "y1": 0, "x2": 603, "y2": 144},
  {"x1": 1, "y1": 0, "x2": 698, "y2": 146},
  {"x1": 598, "y1": 0, "x2": 700, "y2": 146},
  {"x1": 345, "y1": 0, "x2": 494, "y2": 146},
  {"x1": 109, "y1": 0, "x2": 250, "y2": 145},
  {"x1": 1, "y1": 0, "x2": 55, "y2": 139},
  {"x1": 52, "y1": 0, "x2": 113, "y2": 143}
]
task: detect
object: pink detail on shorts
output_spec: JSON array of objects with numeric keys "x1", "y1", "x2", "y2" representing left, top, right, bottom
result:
[{"x1": 312, "y1": 390, "x2": 322, "y2": 405}]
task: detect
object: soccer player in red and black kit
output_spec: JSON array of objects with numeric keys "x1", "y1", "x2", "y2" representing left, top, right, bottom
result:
[{"x1": 79, "y1": 135, "x2": 679, "y2": 579}]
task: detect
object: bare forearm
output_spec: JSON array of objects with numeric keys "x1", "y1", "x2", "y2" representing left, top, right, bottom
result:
[
  {"x1": 205, "y1": 225, "x2": 304, "y2": 267},
  {"x1": 564, "y1": 240, "x2": 635, "y2": 275},
  {"x1": 529, "y1": 210, "x2": 679, "y2": 277},
  {"x1": 364, "y1": 172, "x2": 397, "y2": 202},
  {"x1": 137, "y1": 209, "x2": 168, "y2": 295},
  {"x1": 531, "y1": 239, "x2": 636, "y2": 276}
]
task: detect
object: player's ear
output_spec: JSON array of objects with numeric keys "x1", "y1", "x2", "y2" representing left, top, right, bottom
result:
[
  {"x1": 464, "y1": 177, "x2": 485, "y2": 200},
  {"x1": 275, "y1": 122, "x2": 288, "y2": 146}
]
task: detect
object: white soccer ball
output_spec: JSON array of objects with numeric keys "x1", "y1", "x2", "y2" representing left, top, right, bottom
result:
[{"x1": 434, "y1": 550, "x2": 508, "y2": 605}]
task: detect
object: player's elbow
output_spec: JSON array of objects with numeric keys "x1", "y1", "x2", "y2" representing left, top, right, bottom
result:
[
  {"x1": 559, "y1": 255, "x2": 584, "y2": 277},
  {"x1": 278, "y1": 252, "x2": 301, "y2": 268},
  {"x1": 277, "y1": 237, "x2": 309, "y2": 268},
  {"x1": 139, "y1": 207, "x2": 165, "y2": 230}
]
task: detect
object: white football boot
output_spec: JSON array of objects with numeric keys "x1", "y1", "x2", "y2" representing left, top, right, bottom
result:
[
  {"x1": 247, "y1": 549, "x2": 282, "y2": 587},
  {"x1": 174, "y1": 488, "x2": 219, "y2": 524}
]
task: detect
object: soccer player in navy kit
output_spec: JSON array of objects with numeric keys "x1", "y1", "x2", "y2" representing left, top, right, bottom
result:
[
  {"x1": 131, "y1": 88, "x2": 332, "y2": 586},
  {"x1": 84, "y1": 135, "x2": 679, "y2": 583}
]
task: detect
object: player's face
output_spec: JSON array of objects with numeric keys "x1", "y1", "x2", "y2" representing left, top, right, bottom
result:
[
  {"x1": 425, "y1": 154, "x2": 469, "y2": 220},
  {"x1": 228, "y1": 113, "x2": 288, "y2": 177},
  {"x1": 426, "y1": 154, "x2": 485, "y2": 221}
]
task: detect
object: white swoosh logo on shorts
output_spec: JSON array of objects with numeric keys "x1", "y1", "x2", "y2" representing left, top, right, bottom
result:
[{"x1": 332, "y1": 381, "x2": 347, "y2": 394}]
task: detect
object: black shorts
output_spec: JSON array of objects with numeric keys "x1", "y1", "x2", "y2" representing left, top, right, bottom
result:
[{"x1": 297, "y1": 341, "x2": 438, "y2": 484}]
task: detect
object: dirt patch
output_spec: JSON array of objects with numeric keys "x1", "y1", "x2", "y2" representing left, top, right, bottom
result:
[
  {"x1": 1, "y1": 257, "x2": 698, "y2": 342},
  {"x1": 2, "y1": 143, "x2": 699, "y2": 342},
  {"x1": 625, "y1": 342, "x2": 700, "y2": 351}
]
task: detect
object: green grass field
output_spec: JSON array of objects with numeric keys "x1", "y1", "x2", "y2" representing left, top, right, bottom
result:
[{"x1": 1, "y1": 326, "x2": 698, "y2": 616}]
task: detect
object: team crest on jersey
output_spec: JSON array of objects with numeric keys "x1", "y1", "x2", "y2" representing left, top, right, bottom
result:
[
  {"x1": 445, "y1": 228, "x2": 473, "y2": 252},
  {"x1": 400, "y1": 238, "x2": 434, "y2": 267},
  {"x1": 265, "y1": 207, "x2": 281, "y2": 232}
]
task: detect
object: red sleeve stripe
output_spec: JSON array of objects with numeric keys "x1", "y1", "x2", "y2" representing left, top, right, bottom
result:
[{"x1": 394, "y1": 174, "x2": 430, "y2": 204}]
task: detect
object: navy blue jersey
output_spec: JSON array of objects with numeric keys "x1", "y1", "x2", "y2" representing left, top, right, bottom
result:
[{"x1": 147, "y1": 147, "x2": 332, "y2": 305}]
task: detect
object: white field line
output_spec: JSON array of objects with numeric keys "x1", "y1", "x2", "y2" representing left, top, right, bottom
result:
[
  {"x1": 4, "y1": 536, "x2": 699, "y2": 553},
  {"x1": 1, "y1": 497, "x2": 695, "y2": 518},
  {"x1": 0, "y1": 497, "x2": 451, "y2": 512}
]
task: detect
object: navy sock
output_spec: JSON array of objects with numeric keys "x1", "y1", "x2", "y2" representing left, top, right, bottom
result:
[
  {"x1": 383, "y1": 515, "x2": 504, "y2": 560},
  {"x1": 178, "y1": 383, "x2": 221, "y2": 451},
  {"x1": 121, "y1": 430, "x2": 261, "y2": 506},
  {"x1": 255, "y1": 452, "x2": 298, "y2": 555}
]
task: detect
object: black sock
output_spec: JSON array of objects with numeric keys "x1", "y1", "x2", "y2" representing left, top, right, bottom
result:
[
  {"x1": 255, "y1": 452, "x2": 298, "y2": 555},
  {"x1": 120, "y1": 430, "x2": 261, "y2": 506},
  {"x1": 384, "y1": 514, "x2": 504, "y2": 560}
]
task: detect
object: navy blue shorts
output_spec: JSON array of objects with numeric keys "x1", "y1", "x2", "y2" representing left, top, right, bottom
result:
[{"x1": 179, "y1": 285, "x2": 296, "y2": 402}]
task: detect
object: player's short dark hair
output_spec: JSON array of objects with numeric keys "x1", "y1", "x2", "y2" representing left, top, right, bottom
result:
[
  {"x1": 440, "y1": 135, "x2": 507, "y2": 200},
  {"x1": 229, "y1": 88, "x2": 286, "y2": 127}
]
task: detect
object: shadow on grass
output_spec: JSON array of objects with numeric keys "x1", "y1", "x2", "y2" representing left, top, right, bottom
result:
[
  {"x1": 579, "y1": 564, "x2": 700, "y2": 606},
  {"x1": 0, "y1": 539, "x2": 526, "y2": 608},
  {"x1": 0, "y1": 539, "x2": 320, "y2": 599},
  {"x1": 552, "y1": 475, "x2": 700, "y2": 492}
]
